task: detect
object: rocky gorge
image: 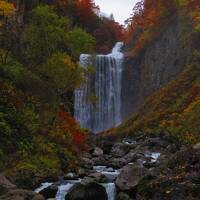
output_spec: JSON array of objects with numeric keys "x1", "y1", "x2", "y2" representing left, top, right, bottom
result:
[{"x1": 1, "y1": 134, "x2": 199, "y2": 200}]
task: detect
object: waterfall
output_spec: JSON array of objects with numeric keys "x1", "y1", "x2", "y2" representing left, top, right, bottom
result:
[
  {"x1": 103, "y1": 183, "x2": 116, "y2": 200},
  {"x1": 74, "y1": 42, "x2": 124, "y2": 133}
]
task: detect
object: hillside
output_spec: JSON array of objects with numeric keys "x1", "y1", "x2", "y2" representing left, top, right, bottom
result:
[
  {"x1": 0, "y1": 0, "x2": 123, "y2": 189},
  {"x1": 113, "y1": 0, "x2": 200, "y2": 144}
]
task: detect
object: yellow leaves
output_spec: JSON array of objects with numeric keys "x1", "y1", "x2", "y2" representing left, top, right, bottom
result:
[
  {"x1": 62, "y1": 56, "x2": 76, "y2": 70},
  {"x1": 0, "y1": 0, "x2": 15, "y2": 17}
]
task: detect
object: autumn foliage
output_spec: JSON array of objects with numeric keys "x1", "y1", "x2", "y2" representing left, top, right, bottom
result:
[
  {"x1": 57, "y1": 106, "x2": 87, "y2": 151},
  {"x1": 55, "y1": 0, "x2": 124, "y2": 53},
  {"x1": 124, "y1": 0, "x2": 200, "y2": 56}
]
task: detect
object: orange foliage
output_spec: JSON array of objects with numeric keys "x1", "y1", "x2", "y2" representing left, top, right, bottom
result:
[
  {"x1": 124, "y1": 0, "x2": 177, "y2": 55},
  {"x1": 58, "y1": 105, "x2": 87, "y2": 151}
]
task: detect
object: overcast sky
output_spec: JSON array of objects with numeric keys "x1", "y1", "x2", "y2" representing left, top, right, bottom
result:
[{"x1": 94, "y1": 0, "x2": 141, "y2": 25}]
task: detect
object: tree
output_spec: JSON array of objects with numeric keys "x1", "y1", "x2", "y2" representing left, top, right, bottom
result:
[
  {"x1": 0, "y1": 0, "x2": 15, "y2": 64},
  {"x1": 0, "y1": 0, "x2": 15, "y2": 19},
  {"x1": 66, "y1": 28, "x2": 95, "y2": 58},
  {"x1": 23, "y1": 5, "x2": 69, "y2": 65},
  {"x1": 39, "y1": 52, "x2": 83, "y2": 96}
]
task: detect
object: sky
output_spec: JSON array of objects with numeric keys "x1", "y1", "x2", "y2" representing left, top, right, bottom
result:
[{"x1": 94, "y1": 0, "x2": 141, "y2": 25}]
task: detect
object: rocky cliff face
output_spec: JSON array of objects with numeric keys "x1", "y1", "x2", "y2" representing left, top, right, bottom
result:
[{"x1": 121, "y1": 18, "x2": 193, "y2": 120}]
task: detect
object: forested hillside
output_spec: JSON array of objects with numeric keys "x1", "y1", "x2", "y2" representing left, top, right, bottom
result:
[
  {"x1": 0, "y1": 0, "x2": 123, "y2": 187},
  {"x1": 114, "y1": 0, "x2": 200, "y2": 144}
]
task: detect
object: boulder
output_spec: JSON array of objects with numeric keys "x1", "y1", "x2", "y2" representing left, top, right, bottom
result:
[
  {"x1": 81, "y1": 172, "x2": 107, "y2": 184},
  {"x1": 39, "y1": 184, "x2": 58, "y2": 199},
  {"x1": 108, "y1": 158, "x2": 124, "y2": 168},
  {"x1": 111, "y1": 143, "x2": 130, "y2": 157},
  {"x1": 88, "y1": 172, "x2": 107, "y2": 183},
  {"x1": 122, "y1": 149, "x2": 138, "y2": 164},
  {"x1": 115, "y1": 164, "x2": 148, "y2": 191},
  {"x1": 92, "y1": 147, "x2": 104, "y2": 157},
  {"x1": 66, "y1": 182, "x2": 108, "y2": 200},
  {"x1": 64, "y1": 173, "x2": 78, "y2": 180}
]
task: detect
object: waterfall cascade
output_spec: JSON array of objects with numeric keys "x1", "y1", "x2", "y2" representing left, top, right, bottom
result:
[{"x1": 74, "y1": 42, "x2": 124, "y2": 133}]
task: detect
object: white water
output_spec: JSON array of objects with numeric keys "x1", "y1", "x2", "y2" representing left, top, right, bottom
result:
[
  {"x1": 35, "y1": 178, "x2": 116, "y2": 200},
  {"x1": 94, "y1": 166, "x2": 120, "y2": 181},
  {"x1": 145, "y1": 152, "x2": 161, "y2": 163},
  {"x1": 103, "y1": 183, "x2": 116, "y2": 200},
  {"x1": 34, "y1": 182, "x2": 53, "y2": 193},
  {"x1": 74, "y1": 42, "x2": 124, "y2": 133},
  {"x1": 56, "y1": 183, "x2": 75, "y2": 200},
  {"x1": 93, "y1": 166, "x2": 118, "y2": 200}
]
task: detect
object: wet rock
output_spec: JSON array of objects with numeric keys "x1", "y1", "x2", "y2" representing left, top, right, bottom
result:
[
  {"x1": 111, "y1": 143, "x2": 130, "y2": 157},
  {"x1": 122, "y1": 138, "x2": 137, "y2": 146},
  {"x1": 64, "y1": 173, "x2": 78, "y2": 180},
  {"x1": 81, "y1": 170, "x2": 108, "y2": 184},
  {"x1": 116, "y1": 164, "x2": 148, "y2": 191},
  {"x1": 66, "y1": 182, "x2": 108, "y2": 200},
  {"x1": 92, "y1": 147, "x2": 104, "y2": 157},
  {"x1": 88, "y1": 172, "x2": 107, "y2": 183},
  {"x1": 39, "y1": 184, "x2": 58, "y2": 199}
]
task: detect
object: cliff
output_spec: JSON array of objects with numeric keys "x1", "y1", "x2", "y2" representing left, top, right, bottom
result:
[
  {"x1": 115, "y1": 3, "x2": 200, "y2": 144},
  {"x1": 121, "y1": 16, "x2": 194, "y2": 120}
]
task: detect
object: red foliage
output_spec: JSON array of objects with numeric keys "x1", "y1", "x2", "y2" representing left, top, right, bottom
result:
[{"x1": 58, "y1": 105, "x2": 87, "y2": 151}]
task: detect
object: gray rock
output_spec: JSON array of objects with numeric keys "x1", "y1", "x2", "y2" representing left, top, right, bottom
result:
[
  {"x1": 39, "y1": 184, "x2": 58, "y2": 199},
  {"x1": 83, "y1": 172, "x2": 107, "y2": 183},
  {"x1": 111, "y1": 143, "x2": 130, "y2": 157},
  {"x1": 92, "y1": 147, "x2": 104, "y2": 157},
  {"x1": 64, "y1": 173, "x2": 78, "y2": 180},
  {"x1": 122, "y1": 149, "x2": 137, "y2": 164},
  {"x1": 116, "y1": 164, "x2": 148, "y2": 191},
  {"x1": 109, "y1": 158, "x2": 124, "y2": 168},
  {"x1": 66, "y1": 182, "x2": 107, "y2": 200}
]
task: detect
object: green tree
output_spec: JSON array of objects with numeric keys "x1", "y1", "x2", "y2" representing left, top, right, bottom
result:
[
  {"x1": 23, "y1": 5, "x2": 69, "y2": 65},
  {"x1": 67, "y1": 28, "x2": 95, "y2": 58},
  {"x1": 39, "y1": 52, "x2": 83, "y2": 96}
]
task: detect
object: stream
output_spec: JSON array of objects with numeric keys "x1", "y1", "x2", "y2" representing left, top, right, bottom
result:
[{"x1": 35, "y1": 166, "x2": 119, "y2": 200}]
